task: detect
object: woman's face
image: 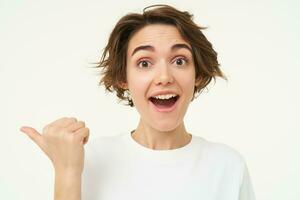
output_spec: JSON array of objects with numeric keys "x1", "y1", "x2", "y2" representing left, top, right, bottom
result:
[{"x1": 125, "y1": 24, "x2": 196, "y2": 132}]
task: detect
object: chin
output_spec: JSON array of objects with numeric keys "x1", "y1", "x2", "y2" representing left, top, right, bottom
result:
[{"x1": 151, "y1": 120, "x2": 182, "y2": 133}]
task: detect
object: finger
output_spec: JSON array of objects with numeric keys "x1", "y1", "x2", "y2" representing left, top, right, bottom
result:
[
  {"x1": 83, "y1": 134, "x2": 89, "y2": 145},
  {"x1": 74, "y1": 127, "x2": 90, "y2": 145},
  {"x1": 20, "y1": 126, "x2": 45, "y2": 150},
  {"x1": 51, "y1": 117, "x2": 77, "y2": 127},
  {"x1": 67, "y1": 121, "x2": 85, "y2": 132}
]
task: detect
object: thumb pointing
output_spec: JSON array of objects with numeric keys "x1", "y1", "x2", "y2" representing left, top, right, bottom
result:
[{"x1": 20, "y1": 126, "x2": 44, "y2": 150}]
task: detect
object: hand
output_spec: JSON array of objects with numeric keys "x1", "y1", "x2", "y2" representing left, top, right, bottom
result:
[{"x1": 20, "y1": 117, "x2": 90, "y2": 175}]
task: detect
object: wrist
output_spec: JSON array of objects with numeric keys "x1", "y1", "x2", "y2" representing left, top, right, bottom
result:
[
  {"x1": 55, "y1": 169, "x2": 82, "y2": 180},
  {"x1": 54, "y1": 166, "x2": 83, "y2": 176}
]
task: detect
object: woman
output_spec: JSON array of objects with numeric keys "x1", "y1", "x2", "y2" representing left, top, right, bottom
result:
[{"x1": 20, "y1": 5, "x2": 256, "y2": 200}]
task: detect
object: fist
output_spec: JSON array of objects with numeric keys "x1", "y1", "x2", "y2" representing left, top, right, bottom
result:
[{"x1": 20, "y1": 117, "x2": 90, "y2": 174}]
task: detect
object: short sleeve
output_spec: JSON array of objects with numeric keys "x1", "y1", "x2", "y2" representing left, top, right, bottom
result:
[{"x1": 239, "y1": 162, "x2": 256, "y2": 200}]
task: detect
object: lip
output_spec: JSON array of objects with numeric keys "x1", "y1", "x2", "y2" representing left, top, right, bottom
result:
[
  {"x1": 148, "y1": 90, "x2": 179, "y2": 98},
  {"x1": 149, "y1": 96, "x2": 180, "y2": 113}
]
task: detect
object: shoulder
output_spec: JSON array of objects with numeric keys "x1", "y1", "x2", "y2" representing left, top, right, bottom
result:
[
  {"x1": 194, "y1": 136, "x2": 248, "y2": 183},
  {"x1": 83, "y1": 133, "x2": 130, "y2": 171},
  {"x1": 86, "y1": 133, "x2": 126, "y2": 153},
  {"x1": 193, "y1": 135, "x2": 246, "y2": 169}
]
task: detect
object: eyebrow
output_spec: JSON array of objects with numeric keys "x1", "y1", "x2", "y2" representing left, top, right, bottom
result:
[{"x1": 131, "y1": 43, "x2": 192, "y2": 56}]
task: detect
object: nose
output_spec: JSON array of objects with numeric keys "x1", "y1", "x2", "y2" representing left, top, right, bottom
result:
[{"x1": 154, "y1": 61, "x2": 174, "y2": 86}]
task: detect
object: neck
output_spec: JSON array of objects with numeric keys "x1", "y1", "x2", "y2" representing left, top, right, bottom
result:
[{"x1": 131, "y1": 119, "x2": 192, "y2": 150}]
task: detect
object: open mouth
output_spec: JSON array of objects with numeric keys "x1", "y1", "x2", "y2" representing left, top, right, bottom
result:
[{"x1": 149, "y1": 95, "x2": 179, "y2": 110}]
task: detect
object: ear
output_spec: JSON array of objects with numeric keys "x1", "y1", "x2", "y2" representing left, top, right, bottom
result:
[{"x1": 119, "y1": 82, "x2": 128, "y2": 90}]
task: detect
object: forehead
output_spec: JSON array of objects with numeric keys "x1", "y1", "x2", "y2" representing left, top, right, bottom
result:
[{"x1": 127, "y1": 24, "x2": 191, "y2": 54}]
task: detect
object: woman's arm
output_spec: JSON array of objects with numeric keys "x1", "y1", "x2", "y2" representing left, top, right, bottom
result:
[
  {"x1": 55, "y1": 170, "x2": 82, "y2": 200},
  {"x1": 239, "y1": 162, "x2": 256, "y2": 200},
  {"x1": 20, "y1": 117, "x2": 89, "y2": 200}
]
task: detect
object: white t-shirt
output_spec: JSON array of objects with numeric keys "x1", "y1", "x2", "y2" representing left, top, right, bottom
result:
[{"x1": 82, "y1": 133, "x2": 256, "y2": 200}]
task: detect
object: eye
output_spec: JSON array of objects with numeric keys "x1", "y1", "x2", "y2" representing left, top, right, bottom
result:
[
  {"x1": 137, "y1": 60, "x2": 151, "y2": 68},
  {"x1": 173, "y1": 57, "x2": 188, "y2": 66}
]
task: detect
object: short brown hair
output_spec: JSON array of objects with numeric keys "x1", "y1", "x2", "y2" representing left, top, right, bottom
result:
[{"x1": 96, "y1": 4, "x2": 226, "y2": 106}]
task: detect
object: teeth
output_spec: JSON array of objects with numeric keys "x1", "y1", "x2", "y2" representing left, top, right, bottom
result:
[{"x1": 153, "y1": 94, "x2": 177, "y2": 100}]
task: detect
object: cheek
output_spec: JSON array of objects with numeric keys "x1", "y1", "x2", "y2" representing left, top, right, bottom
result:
[
  {"x1": 184, "y1": 78, "x2": 196, "y2": 97},
  {"x1": 127, "y1": 71, "x2": 152, "y2": 99},
  {"x1": 175, "y1": 70, "x2": 196, "y2": 93}
]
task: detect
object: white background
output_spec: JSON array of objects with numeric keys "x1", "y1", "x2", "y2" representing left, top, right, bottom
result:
[{"x1": 0, "y1": 0, "x2": 299, "y2": 199}]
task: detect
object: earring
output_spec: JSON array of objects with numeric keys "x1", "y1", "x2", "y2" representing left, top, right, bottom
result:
[
  {"x1": 125, "y1": 90, "x2": 134, "y2": 106},
  {"x1": 125, "y1": 90, "x2": 132, "y2": 100}
]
